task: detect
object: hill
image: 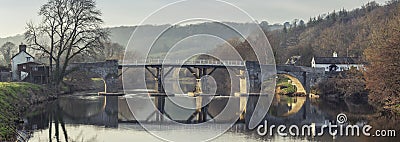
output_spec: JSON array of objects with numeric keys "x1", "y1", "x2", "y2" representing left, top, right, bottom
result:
[
  {"x1": 266, "y1": 1, "x2": 400, "y2": 66},
  {"x1": 0, "y1": 22, "x2": 282, "y2": 60}
]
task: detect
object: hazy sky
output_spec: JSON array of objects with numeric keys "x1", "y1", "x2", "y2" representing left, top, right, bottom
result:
[{"x1": 0, "y1": 0, "x2": 387, "y2": 38}]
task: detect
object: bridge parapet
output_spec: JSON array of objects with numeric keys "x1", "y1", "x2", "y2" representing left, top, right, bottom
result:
[{"x1": 121, "y1": 59, "x2": 245, "y2": 67}]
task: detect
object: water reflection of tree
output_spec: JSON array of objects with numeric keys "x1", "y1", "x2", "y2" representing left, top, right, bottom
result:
[
  {"x1": 47, "y1": 100, "x2": 100, "y2": 142},
  {"x1": 47, "y1": 100, "x2": 68, "y2": 142}
]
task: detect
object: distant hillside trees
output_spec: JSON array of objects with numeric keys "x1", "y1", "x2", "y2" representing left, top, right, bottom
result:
[
  {"x1": 264, "y1": 1, "x2": 386, "y2": 66},
  {"x1": 267, "y1": 0, "x2": 400, "y2": 113},
  {"x1": 25, "y1": 0, "x2": 109, "y2": 89},
  {"x1": 99, "y1": 42, "x2": 125, "y2": 60},
  {"x1": 69, "y1": 42, "x2": 124, "y2": 62},
  {"x1": 0, "y1": 42, "x2": 16, "y2": 67}
]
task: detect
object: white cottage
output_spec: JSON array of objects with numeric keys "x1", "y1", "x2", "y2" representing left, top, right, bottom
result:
[
  {"x1": 11, "y1": 44, "x2": 34, "y2": 81},
  {"x1": 311, "y1": 51, "x2": 364, "y2": 72}
]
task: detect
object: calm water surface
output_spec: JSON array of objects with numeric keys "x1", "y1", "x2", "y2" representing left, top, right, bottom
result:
[{"x1": 19, "y1": 93, "x2": 393, "y2": 142}]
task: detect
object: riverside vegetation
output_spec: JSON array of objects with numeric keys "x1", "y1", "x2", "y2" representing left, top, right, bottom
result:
[{"x1": 0, "y1": 82, "x2": 55, "y2": 141}]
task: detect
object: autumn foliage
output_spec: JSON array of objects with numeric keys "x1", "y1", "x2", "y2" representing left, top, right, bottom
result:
[
  {"x1": 364, "y1": 6, "x2": 400, "y2": 112},
  {"x1": 261, "y1": 0, "x2": 400, "y2": 113}
]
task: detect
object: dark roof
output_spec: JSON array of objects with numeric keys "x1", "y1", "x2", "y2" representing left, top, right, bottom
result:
[
  {"x1": 18, "y1": 62, "x2": 42, "y2": 66},
  {"x1": 313, "y1": 57, "x2": 362, "y2": 64},
  {"x1": 18, "y1": 62, "x2": 41, "y2": 65},
  {"x1": 11, "y1": 51, "x2": 35, "y2": 59}
]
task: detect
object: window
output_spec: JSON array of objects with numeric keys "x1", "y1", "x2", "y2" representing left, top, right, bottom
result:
[{"x1": 26, "y1": 57, "x2": 31, "y2": 62}]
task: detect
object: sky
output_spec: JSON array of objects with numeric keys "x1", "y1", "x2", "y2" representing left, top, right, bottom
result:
[{"x1": 0, "y1": 0, "x2": 388, "y2": 38}]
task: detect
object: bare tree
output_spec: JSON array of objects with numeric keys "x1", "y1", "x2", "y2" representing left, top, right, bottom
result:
[
  {"x1": 25, "y1": 0, "x2": 109, "y2": 88},
  {"x1": 0, "y1": 42, "x2": 17, "y2": 67},
  {"x1": 101, "y1": 42, "x2": 125, "y2": 60}
]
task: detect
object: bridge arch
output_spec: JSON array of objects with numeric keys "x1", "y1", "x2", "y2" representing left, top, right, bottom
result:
[
  {"x1": 277, "y1": 73, "x2": 306, "y2": 94},
  {"x1": 270, "y1": 73, "x2": 307, "y2": 118},
  {"x1": 67, "y1": 60, "x2": 119, "y2": 93}
]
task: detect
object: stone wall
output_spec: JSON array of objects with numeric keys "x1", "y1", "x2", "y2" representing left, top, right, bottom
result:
[{"x1": 67, "y1": 60, "x2": 119, "y2": 92}]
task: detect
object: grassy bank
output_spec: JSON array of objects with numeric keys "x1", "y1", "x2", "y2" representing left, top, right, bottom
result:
[
  {"x1": 276, "y1": 76, "x2": 296, "y2": 95},
  {"x1": 0, "y1": 82, "x2": 55, "y2": 141}
]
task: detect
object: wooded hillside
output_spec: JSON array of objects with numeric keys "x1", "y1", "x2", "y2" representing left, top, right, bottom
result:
[{"x1": 266, "y1": 1, "x2": 399, "y2": 66}]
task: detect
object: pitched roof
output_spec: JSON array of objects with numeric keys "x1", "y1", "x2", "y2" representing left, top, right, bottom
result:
[
  {"x1": 11, "y1": 51, "x2": 35, "y2": 59},
  {"x1": 313, "y1": 57, "x2": 362, "y2": 64}
]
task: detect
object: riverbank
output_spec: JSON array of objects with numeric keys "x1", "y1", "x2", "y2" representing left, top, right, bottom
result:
[
  {"x1": 313, "y1": 70, "x2": 400, "y2": 119},
  {"x1": 0, "y1": 82, "x2": 56, "y2": 141}
]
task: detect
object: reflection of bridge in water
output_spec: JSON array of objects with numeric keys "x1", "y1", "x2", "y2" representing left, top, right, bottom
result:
[
  {"x1": 55, "y1": 94, "x2": 328, "y2": 130},
  {"x1": 58, "y1": 95, "x2": 119, "y2": 128}
]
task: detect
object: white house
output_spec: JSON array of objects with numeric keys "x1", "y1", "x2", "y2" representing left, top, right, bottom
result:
[
  {"x1": 11, "y1": 44, "x2": 34, "y2": 81},
  {"x1": 311, "y1": 51, "x2": 364, "y2": 72}
]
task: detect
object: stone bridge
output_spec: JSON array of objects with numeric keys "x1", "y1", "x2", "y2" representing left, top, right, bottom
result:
[
  {"x1": 67, "y1": 60, "x2": 119, "y2": 93},
  {"x1": 67, "y1": 60, "x2": 325, "y2": 94},
  {"x1": 275, "y1": 65, "x2": 325, "y2": 94}
]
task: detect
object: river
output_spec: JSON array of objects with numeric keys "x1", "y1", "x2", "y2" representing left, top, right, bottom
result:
[{"x1": 17, "y1": 92, "x2": 397, "y2": 142}]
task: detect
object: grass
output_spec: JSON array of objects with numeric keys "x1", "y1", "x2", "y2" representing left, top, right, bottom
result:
[
  {"x1": 91, "y1": 78, "x2": 103, "y2": 81},
  {"x1": 276, "y1": 76, "x2": 296, "y2": 95},
  {"x1": 0, "y1": 82, "x2": 41, "y2": 97},
  {"x1": 0, "y1": 82, "x2": 45, "y2": 141},
  {"x1": 277, "y1": 77, "x2": 290, "y2": 85},
  {"x1": 280, "y1": 82, "x2": 296, "y2": 94}
]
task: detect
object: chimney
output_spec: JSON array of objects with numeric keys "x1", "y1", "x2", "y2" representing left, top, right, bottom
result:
[
  {"x1": 333, "y1": 51, "x2": 338, "y2": 57},
  {"x1": 19, "y1": 44, "x2": 27, "y2": 53}
]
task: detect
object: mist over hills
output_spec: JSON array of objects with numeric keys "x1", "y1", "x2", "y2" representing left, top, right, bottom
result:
[
  {"x1": 0, "y1": 35, "x2": 24, "y2": 47},
  {"x1": 0, "y1": 22, "x2": 282, "y2": 58}
]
